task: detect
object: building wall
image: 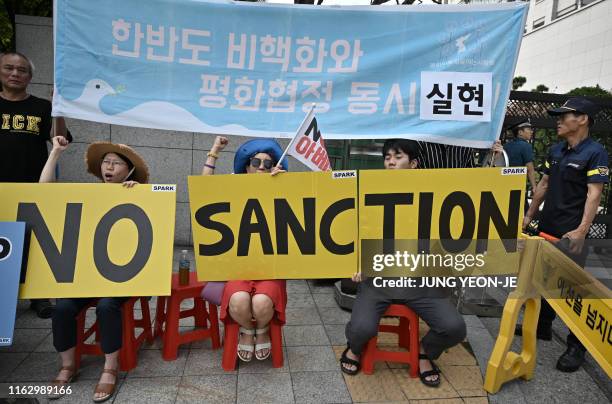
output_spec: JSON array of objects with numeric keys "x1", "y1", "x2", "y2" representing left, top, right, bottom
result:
[
  {"x1": 514, "y1": 0, "x2": 612, "y2": 93},
  {"x1": 15, "y1": 15, "x2": 308, "y2": 246},
  {"x1": 437, "y1": 0, "x2": 610, "y2": 93}
]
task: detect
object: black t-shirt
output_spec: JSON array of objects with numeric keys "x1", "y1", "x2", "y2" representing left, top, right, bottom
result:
[{"x1": 0, "y1": 95, "x2": 53, "y2": 182}]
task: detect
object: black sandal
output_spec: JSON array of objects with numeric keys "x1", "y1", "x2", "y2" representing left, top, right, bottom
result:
[
  {"x1": 418, "y1": 353, "x2": 441, "y2": 387},
  {"x1": 340, "y1": 346, "x2": 361, "y2": 376}
]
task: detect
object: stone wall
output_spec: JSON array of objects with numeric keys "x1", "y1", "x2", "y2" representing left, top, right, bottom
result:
[{"x1": 15, "y1": 15, "x2": 307, "y2": 246}]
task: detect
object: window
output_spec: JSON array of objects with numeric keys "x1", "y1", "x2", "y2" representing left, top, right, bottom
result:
[
  {"x1": 532, "y1": 17, "x2": 546, "y2": 29},
  {"x1": 553, "y1": 0, "x2": 578, "y2": 18}
]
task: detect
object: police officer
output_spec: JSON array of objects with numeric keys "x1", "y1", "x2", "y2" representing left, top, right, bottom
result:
[
  {"x1": 504, "y1": 119, "x2": 537, "y2": 192},
  {"x1": 519, "y1": 97, "x2": 609, "y2": 372}
]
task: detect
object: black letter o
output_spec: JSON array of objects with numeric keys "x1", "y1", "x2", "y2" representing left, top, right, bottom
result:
[
  {"x1": 0, "y1": 237, "x2": 11, "y2": 261},
  {"x1": 93, "y1": 204, "x2": 153, "y2": 282}
]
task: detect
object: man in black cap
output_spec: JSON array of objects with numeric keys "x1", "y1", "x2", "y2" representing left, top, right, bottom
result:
[
  {"x1": 518, "y1": 97, "x2": 609, "y2": 372},
  {"x1": 504, "y1": 119, "x2": 537, "y2": 193}
]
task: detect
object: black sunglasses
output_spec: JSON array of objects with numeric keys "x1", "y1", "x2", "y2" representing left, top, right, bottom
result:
[{"x1": 250, "y1": 157, "x2": 275, "y2": 170}]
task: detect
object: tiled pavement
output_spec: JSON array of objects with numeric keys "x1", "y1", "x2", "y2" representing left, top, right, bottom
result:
[
  {"x1": 3, "y1": 244, "x2": 611, "y2": 403},
  {"x1": 1, "y1": 279, "x2": 490, "y2": 404}
]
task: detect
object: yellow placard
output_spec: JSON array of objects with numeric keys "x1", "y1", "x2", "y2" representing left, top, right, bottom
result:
[
  {"x1": 188, "y1": 171, "x2": 357, "y2": 280},
  {"x1": 359, "y1": 168, "x2": 525, "y2": 277},
  {"x1": 533, "y1": 241, "x2": 612, "y2": 377},
  {"x1": 190, "y1": 168, "x2": 525, "y2": 281},
  {"x1": 0, "y1": 183, "x2": 176, "y2": 298}
]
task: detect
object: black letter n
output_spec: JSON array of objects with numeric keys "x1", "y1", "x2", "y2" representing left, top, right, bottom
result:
[{"x1": 16, "y1": 203, "x2": 82, "y2": 283}]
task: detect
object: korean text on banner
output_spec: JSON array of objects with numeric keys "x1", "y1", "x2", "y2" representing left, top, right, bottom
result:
[
  {"x1": 53, "y1": 0, "x2": 527, "y2": 148},
  {"x1": 188, "y1": 171, "x2": 357, "y2": 280},
  {"x1": 532, "y1": 241, "x2": 612, "y2": 377},
  {"x1": 0, "y1": 222, "x2": 26, "y2": 346},
  {"x1": 0, "y1": 183, "x2": 176, "y2": 299}
]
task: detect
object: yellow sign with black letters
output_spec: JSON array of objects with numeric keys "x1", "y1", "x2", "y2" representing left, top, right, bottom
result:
[
  {"x1": 189, "y1": 171, "x2": 358, "y2": 280},
  {"x1": 189, "y1": 168, "x2": 525, "y2": 280},
  {"x1": 0, "y1": 183, "x2": 176, "y2": 298},
  {"x1": 359, "y1": 168, "x2": 525, "y2": 277}
]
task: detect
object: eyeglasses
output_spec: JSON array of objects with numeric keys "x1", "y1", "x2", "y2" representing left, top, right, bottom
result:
[
  {"x1": 250, "y1": 157, "x2": 275, "y2": 170},
  {"x1": 102, "y1": 159, "x2": 127, "y2": 168}
]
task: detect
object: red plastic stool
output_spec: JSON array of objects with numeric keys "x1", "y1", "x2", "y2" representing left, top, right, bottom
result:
[
  {"x1": 361, "y1": 304, "x2": 419, "y2": 378},
  {"x1": 74, "y1": 296, "x2": 153, "y2": 372},
  {"x1": 222, "y1": 317, "x2": 283, "y2": 371},
  {"x1": 154, "y1": 272, "x2": 221, "y2": 360}
]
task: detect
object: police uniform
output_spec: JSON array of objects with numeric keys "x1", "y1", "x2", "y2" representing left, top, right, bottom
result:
[
  {"x1": 534, "y1": 97, "x2": 610, "y2": 372},
  {"x1": 504, "y1": 120, "x2": 535, "y2": 212},
  {"x1": 504, "y1": 137, "x2": 534, "y2": 167},
  {"x1": 537, "y1": 136, "x2": 609, "y2": 345},
  {"x1": 539, "y1": 137, "x2": 609, "y2": 239}
]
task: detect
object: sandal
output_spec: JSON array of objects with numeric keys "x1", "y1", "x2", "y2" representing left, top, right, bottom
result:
[
  {"x1": 48, "y1": 365, "x2": 77, "y2": 400},
  {"x1": 93, "y1": 368, "x2": 118, "y2": 403},
  {"x1": 254, "y1": 326, "x2": 271, "y2": 361},
  {"x1": 418, "y1": 353, "x2": 441, "y2": 387},
  {"x1": 340, "y1": 346, "x2": 360, "y2": 375},
  {"x1": 238, "y1": 327, "x2": 255, "y2": 362}
]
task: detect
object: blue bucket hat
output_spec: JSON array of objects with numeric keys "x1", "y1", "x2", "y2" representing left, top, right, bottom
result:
[{"x1": 233, "y1": 138, "x2": 288, "y2": 174}]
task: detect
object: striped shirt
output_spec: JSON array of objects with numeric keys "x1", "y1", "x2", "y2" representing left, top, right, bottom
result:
[{"x1": 416, "y1": 141, "x2": 477, "y2": 169}]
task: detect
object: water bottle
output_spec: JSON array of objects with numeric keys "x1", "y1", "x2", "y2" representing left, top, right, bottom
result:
[{"x1": 179, "y1": 250, "x2": 190, "y2": 286}]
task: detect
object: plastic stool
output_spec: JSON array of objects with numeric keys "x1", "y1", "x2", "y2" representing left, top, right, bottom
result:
[
  {"x1": 361, "y1": 304, "x2": 419, "y2": 378},
  {"x1": 74, "y1": 296, "x2": 153, "y2": 372},
  {"x1": 154, "y1": 272, "x2": 221, "y2": 360},
  {"x1": 222, "y1": 317, "x2": 283, "y2": 371}
]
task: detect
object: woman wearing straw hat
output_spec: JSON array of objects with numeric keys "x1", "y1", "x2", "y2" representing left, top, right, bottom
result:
[
  {"x1": 40, "y1": 137, "x2": 149, "y2": 402},
  {"x1": 202, "y1": 135, "x2": 287, "y2": 363}
]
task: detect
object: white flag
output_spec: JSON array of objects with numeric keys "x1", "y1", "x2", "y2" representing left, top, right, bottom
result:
[{"x1": 279, "y1": 105, "x2": 331, "y2": 172}]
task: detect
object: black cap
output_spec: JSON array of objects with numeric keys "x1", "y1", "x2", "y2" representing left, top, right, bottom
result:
[
  {"x1": 547, "y1": 97, "x2": 601, "y2": 121},
  {"x1": 508, "y1": 118, "x2": 532, "y2": 131}
]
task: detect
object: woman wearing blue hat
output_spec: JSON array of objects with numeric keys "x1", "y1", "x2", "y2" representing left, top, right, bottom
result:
[{"x1": 202, "y1": 136, "x2": 287, "y2": 363}]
